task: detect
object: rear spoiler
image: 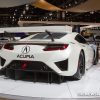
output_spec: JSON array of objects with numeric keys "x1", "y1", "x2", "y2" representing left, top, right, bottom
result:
[
  {"x1": 45, "y1": 30, "x2": 54, "y2": 42},
  {"x1": 5, "y1": 41, "x2": 65, "y2": 45}
]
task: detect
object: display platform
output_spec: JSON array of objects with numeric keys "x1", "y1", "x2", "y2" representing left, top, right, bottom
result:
[{"x1": 0, "y1": 61, "x2": 100, "y2": 100}]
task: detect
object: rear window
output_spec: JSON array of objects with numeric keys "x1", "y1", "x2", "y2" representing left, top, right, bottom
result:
[{"x1": 31, "y1": 32, "x2": 67, "y2": 39}]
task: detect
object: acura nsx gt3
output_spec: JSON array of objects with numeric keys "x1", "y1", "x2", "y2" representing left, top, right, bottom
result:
[{"x1": 0, "y1": 31, "x2": 98, "y2": 83}]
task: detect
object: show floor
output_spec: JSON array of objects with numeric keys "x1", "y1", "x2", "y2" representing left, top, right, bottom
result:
[{"x1": 0, "y1": 61, "x2": 100, "y2": 100}]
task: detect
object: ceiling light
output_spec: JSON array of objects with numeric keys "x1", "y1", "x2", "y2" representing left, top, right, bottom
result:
[
  {"x1": 15, "y1": 9, "x2": 17, "y2": 12},
  {"x1": 23, "y1": 10, "x2": 26, "y2": 14},
  {"x1": 75, "y1": 1, "x2": 78, "y2": 4},
  {"x1": 49, "y1": 13, "x2": 52, "y2": 16},
  {"x1": 69, "y1": 4, "x2": 71, "y2": 6},
  {"x1": 90, "y1": 11, "x2": 94, "y2": 14},
  {"x1": 26, "y1": 4, "x2": 29, "y2": 11},
  {"x1": 14, "y1": 13, "x2": 16, "y2": 15},
  {"x1": 21, "y1": 14, "x2": 23, "y2": 17}
]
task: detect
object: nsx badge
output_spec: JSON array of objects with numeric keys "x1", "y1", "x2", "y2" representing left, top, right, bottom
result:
[{"x1": 17, "y1": 45, "x2": 34, "y2": 58}]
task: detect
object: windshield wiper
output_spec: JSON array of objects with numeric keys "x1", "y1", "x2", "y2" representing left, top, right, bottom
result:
[{"x1": 45, "y1": 30, "x2": 54, "y2": 42}]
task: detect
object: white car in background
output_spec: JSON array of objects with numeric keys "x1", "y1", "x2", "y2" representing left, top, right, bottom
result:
[{"x1": 0, "y1": 31, "x2": 99, "y2": 83}]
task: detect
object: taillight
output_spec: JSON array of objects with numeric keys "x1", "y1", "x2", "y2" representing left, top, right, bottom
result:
[
  {"x1": 43, "y1": 44, "x2": 68, "y2": 51},
  {"x1": 4, "y1": 43, "x2": 14, "y2": 50}
]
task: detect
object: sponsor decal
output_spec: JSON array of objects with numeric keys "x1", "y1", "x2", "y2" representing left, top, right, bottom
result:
[{"x1": 17, "y1": 45, "x2": 34, "y2": 59}]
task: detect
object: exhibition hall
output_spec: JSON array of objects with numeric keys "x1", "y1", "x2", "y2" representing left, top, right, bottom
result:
[{"x1": 0, "y1": 0, "x2": 100, "y2": 100}]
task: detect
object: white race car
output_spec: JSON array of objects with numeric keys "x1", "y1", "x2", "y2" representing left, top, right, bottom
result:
[{"x1": 0, "y1": 31, "x2": 99, "y2": 83}]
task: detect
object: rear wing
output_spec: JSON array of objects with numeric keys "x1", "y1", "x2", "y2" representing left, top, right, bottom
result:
[{"x1": 5, "y1": 41, "x2": 65, "y2": 45}]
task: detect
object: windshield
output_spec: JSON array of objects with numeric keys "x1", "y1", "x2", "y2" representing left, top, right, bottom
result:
[{"x1": 31, "y1": 32, "x2": 67, "y2": 39}]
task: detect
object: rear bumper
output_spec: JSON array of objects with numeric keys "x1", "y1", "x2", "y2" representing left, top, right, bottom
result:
[
  {"x1": 0, "y1": 46, "x2": 78, "y2": 77},
  {"x1": 0, "y1": 60, "x2": 68, "y2": 83}
]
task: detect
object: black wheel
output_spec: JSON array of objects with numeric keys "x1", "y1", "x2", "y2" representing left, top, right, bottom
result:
[
  {"x1": 93, "y1": 48, "x2": 99, "y2": 65},
  {"x1": 73, "y1": 51, "x2": 85, "y2": 80}
]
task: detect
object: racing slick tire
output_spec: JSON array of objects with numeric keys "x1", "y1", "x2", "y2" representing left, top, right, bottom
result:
[
  {"x1": 93, "y1": 48, "x2": 99, "y2": 65},
  {"x1": 73, "y1": 51, "x2": 85, "y2": 80}
]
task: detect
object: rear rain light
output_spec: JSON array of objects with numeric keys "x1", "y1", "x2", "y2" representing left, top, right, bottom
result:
[
  {"x1": 4, "y1": 43, "x2": 14, "y2": 50},
  {"x1": 43, "y1": 44, "x2": 68, "y2": 51},
  {"x1": 21, "y1": 63, "x2": 28, "y2": 70}
]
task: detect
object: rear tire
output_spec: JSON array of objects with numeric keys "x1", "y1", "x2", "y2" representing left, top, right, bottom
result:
[
  {"x1": 73, "y1": 51, "x2": 85, "y2": 80},
  {"x1": 93, "y1": 48, "x2": 99, "y2": 65}
]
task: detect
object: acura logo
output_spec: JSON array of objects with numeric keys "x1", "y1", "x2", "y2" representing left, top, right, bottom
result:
[{"x1": 21, "y1": 46, "x2": 30, "y2": 54}]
